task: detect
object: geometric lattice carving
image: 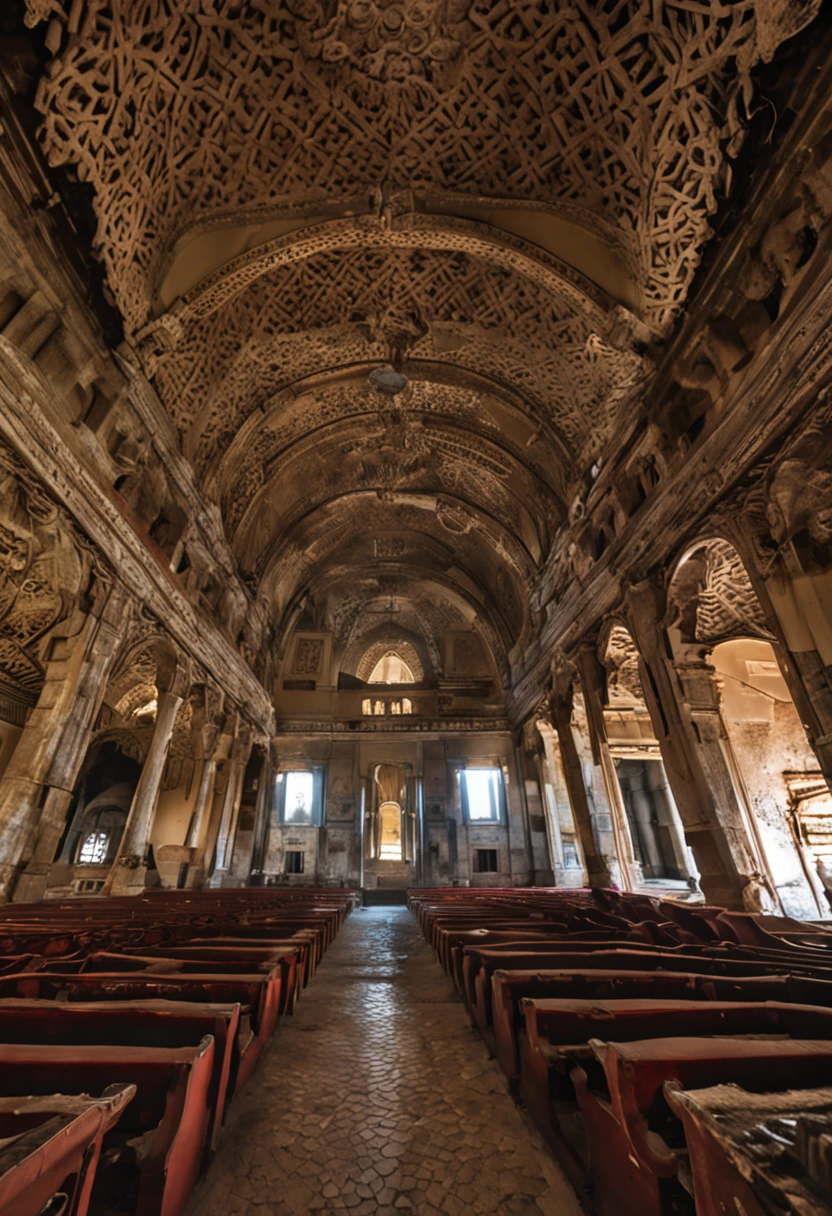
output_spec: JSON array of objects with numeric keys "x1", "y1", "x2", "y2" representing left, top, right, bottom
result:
[
  {"x1": 695, "y1": 539, "x2": 770, "y2": 644},
  {"x1": 670, "y1": 538, "x2": 771, "y2": 646},
  {"x1": 220, "y1": 378, "x2": 561, "y2": 554},
  {"x1": 31, "y1": 1, "x2": 820, "y2": 334},
  {"x1": 154, "y1": 247, "x2": 641, "y2": 473}
]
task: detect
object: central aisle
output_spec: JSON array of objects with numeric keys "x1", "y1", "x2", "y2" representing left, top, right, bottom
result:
[{"x1": 187, "y1": 906, "x2": 582, "y2": 1216}]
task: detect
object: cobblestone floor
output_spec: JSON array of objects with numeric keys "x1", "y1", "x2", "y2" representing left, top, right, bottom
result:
[{"x1": 187, "y1": 906, "x2": 582, "y2": 1216}]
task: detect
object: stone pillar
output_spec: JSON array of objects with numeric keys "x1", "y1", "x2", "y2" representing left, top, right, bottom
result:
[
  {"x1": 547, "y1": 666, "x2": 617, "y2": 889},
  {"x1": 248, "y1": 748, "x2": 273, "y2": 883},
  {"x1": 0, "y1": 581, "x2": 131, "y2": 903},
  {"x1": 627, "y1": 578, "x2": 775, "y2": 910},
  {"x1": 185, "y1": 759, "x2": 218, "y2": 851},
  {"x1": 185, "y1": 709, "x2": 236, "y2": 888},
  {"x1": 104, "y1": 683, "x2": 185, "y2": 896},
  {"x1": 209, "y1": 726, "x2": 252, "y2": 886},
  {"x1": 575, "y1": 646, "x2": 643, "y2": 891},
  {"x1": 181, "y1": 688, "x2": 226, "y2": 887},
  {"x1": 532, "y1": 719, "x2": 568, "y2": 885}
]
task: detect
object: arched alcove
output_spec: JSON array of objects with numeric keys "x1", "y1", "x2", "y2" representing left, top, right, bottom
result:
[
  {"x1": 667, "y1": 538, "x2": 827, "y2": 916},
  {"x1": 599, "y1": 623, "x2": 696, "y2": 888},
  {"x1": 360, "y1": 643, "x2": 422, "y2": 685}
]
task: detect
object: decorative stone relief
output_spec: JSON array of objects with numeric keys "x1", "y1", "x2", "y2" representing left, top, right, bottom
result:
[
  {"x1": 31, "y1": 0, "x2": 820, "y2": 333},
  {"x1": 154, "y1": 247, "x2": 638, "y2": 475},
  {"x1": 0, "y1": 442, "x2": 92, "y2": 713},
  {"x1": 292, "y1": 638, "x2": 325, "y2": 675},
  {"x1": 602, "y1": 625, "x2": 645, "y2": 707},
  {"x1": 669, "y1": 538, "x2": 771, "y2": 646}
]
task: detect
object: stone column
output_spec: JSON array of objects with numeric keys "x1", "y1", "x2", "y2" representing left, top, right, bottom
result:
[
  {"x1": 185, "y1": 759, "x2": 219, "y2": 851},
  {"x1": 104, "y1": 683, "x2": 184, "y2": 896},
  {"x1": 627, "y1": 578, "x2": 775, "y2": 910},
  {"x1": 575, "y1": 646, "x2": 642, "y2": 891},
  {"x1": 209, "y1": 726, "x2": 252, "y2": 886},
  {"x1": 533, "y1": 719, "x2": 568, "y2": 879},
  {"x1": 186, "y1": 709, "x2": 237, "y2": 887},
  {"x1": 0, "y1": 581, "x2": 131, "y2": 903},
  {"x1": 547, "y1": 666, "x2": 617, "y2": 889},
  {"x1": 248, "y1": 748, "x2": 273, "y2": 882}
]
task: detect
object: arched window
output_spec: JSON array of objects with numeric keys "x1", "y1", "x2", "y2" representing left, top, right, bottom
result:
[
  {"x1": 362, "y1": 698, "x2": 372, "y2": 715},
  {"x1": 368, "y1": 650, "x2": 415, "y2": 684},
  {"x1": 75, "y1": 806, "x2": 127, "y2": 866}
]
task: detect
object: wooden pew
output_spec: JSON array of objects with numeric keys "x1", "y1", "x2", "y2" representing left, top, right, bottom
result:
[
  {"x1": 491, "y1": 967, "x2": 832, "y2": 1079},
  {"x1": 518, "y1": 997, "x2": 832, "y2": 1145},
  {"x1": 0, "y1": 969, "x2": 280, "y2": 1089},
  {"x1": 0, "y1": 1086, "x2": 135, "y2": 1216},
  {"x1": 664, "y1": 1080, "x2": 832, "y2": 1216},
  {"x1": 0, "y1": 1038, "x2": 215, "y2": 1216},
  {"x1": 0, "y1": 998, "x2": 242, "y2": 1151},
  {"x1": 573, "y1": 1037, "x2": 832, "y2": 1216}
]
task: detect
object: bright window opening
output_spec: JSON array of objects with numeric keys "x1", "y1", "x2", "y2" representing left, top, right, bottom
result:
[
  {"x1": 368, "y1": 651, "x2": 415, "y2": 684},
  {"x1": 362, "y1": 698, "x2": 415, "y2": 716},
  {"x1": 379, "y1": 801, "x2": 403, "y2": 860},
  {"x1": 281, "y1": 771, "x2": 314, "y2": 824},
  {"x1": 78, "y1": 830, "x2": 110, "y2": 865},
  {"x1": 461, "y1": 767, "x2": 503, "y2": 822}
]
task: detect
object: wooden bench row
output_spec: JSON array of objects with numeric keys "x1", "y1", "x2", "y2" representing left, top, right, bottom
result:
[
  {"x1": 409, "y1": 886, "x2": 832, "y2": 1216},
  {"x1": 0, "y1": 886, "x2": 356, "y2": 1216}
]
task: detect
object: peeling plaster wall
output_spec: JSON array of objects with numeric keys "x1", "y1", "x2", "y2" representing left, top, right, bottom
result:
[
  {"x1": 152, "y1": 779, "x2": 200, "y2": 852},
  {"x1": 715, "y1": 640, "x2": 822, "y2": 918}
]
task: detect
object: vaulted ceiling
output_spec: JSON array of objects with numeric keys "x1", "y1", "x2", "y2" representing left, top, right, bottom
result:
[{"x1": 27, "y1": 0, "x2": 821, "y2": 677}]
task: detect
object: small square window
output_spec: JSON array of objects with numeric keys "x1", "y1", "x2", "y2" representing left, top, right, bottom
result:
[
  {"x1": 475, "y1": 849, "x2": 498, "y2": 873},
  {"x1": 285, "y1": 851, "x2": 304, "y2": 874}
]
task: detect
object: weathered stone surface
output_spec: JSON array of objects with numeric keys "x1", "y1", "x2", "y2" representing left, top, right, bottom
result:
[{"x1": 187, "y1": 908, "x2": 581, "y2": 1216}]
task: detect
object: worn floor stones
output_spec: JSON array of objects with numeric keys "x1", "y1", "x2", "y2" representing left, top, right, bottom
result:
[{"x1": 187, "y1": 907, "x2": 582, "y2": 1216}]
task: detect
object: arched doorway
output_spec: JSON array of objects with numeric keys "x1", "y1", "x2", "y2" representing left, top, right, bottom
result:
[
  {"x1": 666, "y1": 538, "x2": 826, "y2": 916},
  {"x1": 363, "y1": 762, "x2": 419, "y2": 891},
  {"x1": 53, "y1": 736, "x2": 143, "y2": 895},
  {"x1": 600, "y1": 624, "x2": 697, "y2": 891}
]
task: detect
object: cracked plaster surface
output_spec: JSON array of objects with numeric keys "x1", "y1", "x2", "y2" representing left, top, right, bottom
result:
[{"x1": 186, "y1": 907, "x2": 581, "y2": 1216}]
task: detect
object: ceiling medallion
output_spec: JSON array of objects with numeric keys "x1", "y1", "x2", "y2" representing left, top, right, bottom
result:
[{"x1": 289, "y1": 0, "x2": 474, "y2": 87}]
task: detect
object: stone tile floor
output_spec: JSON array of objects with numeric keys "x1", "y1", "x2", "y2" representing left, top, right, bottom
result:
[{"x1": 187, "y1": 906, "x2": 582, "y2": 1216}]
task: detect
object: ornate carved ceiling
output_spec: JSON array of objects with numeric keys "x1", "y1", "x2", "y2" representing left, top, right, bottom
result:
[
  {"x1": 32, "y1": 0, "x2": 817, "y2": 334},
  {"x1": 24, "y1": 0, "x2": 821, "y2": 683},
  {"x1": 155, "y1": 242, "x2": 642, "y2": 476}
]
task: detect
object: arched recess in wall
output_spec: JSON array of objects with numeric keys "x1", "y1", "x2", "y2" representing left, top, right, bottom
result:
[
  {"x1": 358, "y1": 641, "x2": 423, "y2": 685},
  {"x1": 598, "y1": 623, "x2": 696, "y2": 888},
  {"x1": 49, "y1": 634, "x2": 192, "y2": 897},
  {"x1": 666, "y1": 537, "x2": 829, "y2": 916},
  {"x1": 53, "y1": 730, "x2": 145, "y2": 894},
  {"x1": 340, "y1": 627, "x2": 434, "y2": 688}
]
